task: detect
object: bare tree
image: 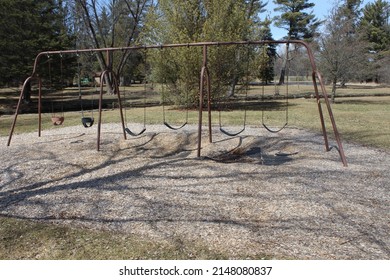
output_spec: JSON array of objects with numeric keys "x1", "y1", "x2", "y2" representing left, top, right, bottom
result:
[
  {"x1": 73, "y1": 0, "x2": 150, "y2": 91},
  {"x1": 318, "y1": 3, "x2": 366, "y2": 102}
]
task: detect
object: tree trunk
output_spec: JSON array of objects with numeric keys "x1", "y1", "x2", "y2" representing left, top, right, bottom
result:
[
  {"x1": 278, "y1": 68, "x2": 286, "y2": 85},
  {"x1": 227, "y1": 77, "x2": 238, "y2": 98},
  {"x1": 278, "y1": 43, "x2": 290, "y2": 85},
  {"x1": 331, "y1": 78, "x2": 337, "y2": 103}
]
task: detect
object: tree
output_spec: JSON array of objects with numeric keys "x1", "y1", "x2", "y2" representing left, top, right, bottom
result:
[
  {"x1": 72, "y1": 0, "x2": 151, "y2": 91},
  {"x1": 0, "y1": 0, "x2": 75, "y2": 86},
  {"x1": 257, "y1": 17, "x2": 276, "y2": 84},
  {"x1": 143, "y1": 0, "x2": 266, "y2": 104},
  {"x1": 359, "y1": 0, "x2": 390, "y2": 83},
  {"x1": 318, "y1": 1, "x2": 366, "y2": 102},
  {"x1": 273, "y1": 0, "x2": 321, "y2": 40},
  {"x1": 343, "y1": 0, "x2": 363, "y2": 25},
  {"x1": 273, "y1": 0, "x2": 322, "y2": 84}
]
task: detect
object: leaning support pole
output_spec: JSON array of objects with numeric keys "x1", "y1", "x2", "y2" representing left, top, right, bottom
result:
[
  {"x1": 311, "y1": 71, "x2": 330, "y2": 151},
  {"x1": 316, "y1": 71, "x2": 348, "y2": 167},
  {"x1": 197, "y1": 70, "x2": 205, "y2": 157},
  {"x1": 7, "y1": 76, "x2": 34, "y2": 146},
  {"x1": 207, "y1": 65, "x2": 212, "y2": 144},
  {"x1": 301, "y1": 40, "x2": 348, "y2": 167},
  {"x1": 197, "y1": 45, "x2": 212, "y2": 157}
]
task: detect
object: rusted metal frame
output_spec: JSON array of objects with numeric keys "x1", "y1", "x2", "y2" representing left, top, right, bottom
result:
[
  {"x1": 8, "y1": 40, "x2": 347, "y2": 166},
  {"x1": 197, "y1": 45, "x2": 213, "y2": 157},
  {"x1": 7, "y1": 76, "x2": 41, "y2": 146},
  {"x1": 311, "y1": 72, "x2": 330, "y2": 151},
  {"x1": 202, "y1": 45, "x2": 213, "y2": 145},
  {"x1": 197, "y1": 67, "x2": 204, "y2": 158},
  {"x1": 28, "y1": 41, "x2": 300, "y2": 76},
  {"x1": 315, "y1": 71, "x2": 348, "y2": 167},
  {"x1": 207, "y1": 66, "x2": 212, "y2": 145},
  {"x1": 294, "y1": 40, "x2": 347, "y2": 167},
  {"x1": 296, "y1": 41, "x2": 331, "y2": 153}
]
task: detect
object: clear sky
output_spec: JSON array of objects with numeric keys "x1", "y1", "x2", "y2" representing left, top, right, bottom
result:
[{"x1": 265, "y1": 0, "x2": 376, "y2": 39}]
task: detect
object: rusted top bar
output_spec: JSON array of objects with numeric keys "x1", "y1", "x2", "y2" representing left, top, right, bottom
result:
[{"x1": 31, "y1": 40, "x2": 316, "y2": 75}]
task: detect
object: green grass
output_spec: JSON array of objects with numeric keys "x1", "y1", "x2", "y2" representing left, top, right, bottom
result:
[
  {"x1": 0, "y1": 216, "x2": 231, "y2": 260},
  {"x1": 3, "y1": 96, "x2": 390, "y2": 150},
  {"x1": 1, "y1": 85, "x2": 390, "y2": 260},
  {"x1": 287, "y1": 96, "x2": 390, "y2": 150}
]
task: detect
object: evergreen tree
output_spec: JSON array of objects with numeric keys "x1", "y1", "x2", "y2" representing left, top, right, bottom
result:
[
  {"x1": 273, "y1": 0, "x2": 321, "y2": 84},
  {"x1": 143, "y1": 0, "x2": 266, "y2": 103},
  {"x1": 343, "y1": 0, "x2": 363, "y2": 24},
  {"x1": 257, "y1": 17, "x2": 276, "y2": 84},
  {"x1": 359, "y1": 0, "x2": 390, "y2": 83},
  {"x1": 0, "y1": 0, "x2": 75, "y2": 86},
  {"x1": 360, "y1": 0, "x2": 390, "y2": 52},
  {"x1": 273, "y1": 0, "x2": 321, "y2": 40}
]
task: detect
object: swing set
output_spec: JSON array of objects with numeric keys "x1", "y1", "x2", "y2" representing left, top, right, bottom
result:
[{"x1": 6, "y1": 40, "x2": 348, "y2": 166}]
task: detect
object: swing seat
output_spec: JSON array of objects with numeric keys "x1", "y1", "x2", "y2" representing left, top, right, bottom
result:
[
  {"x1": 262, "y1": 122, "x2": 288, "y2": 133},
  {"x1": 51, "y1": 116, "x2": 64, "y2": 126},
  {"x1": 81, "y1": 117, "x2": 94, "y2": 128},
  {"x1": 125, "y1": 127, "x2": 146, "y2": 137},
  {"x1": 219, "y1": 126, "x2": 245, "y2": 137},
  {"x1": 163, "y1": 121, "x2": 187, "y2": 131}
]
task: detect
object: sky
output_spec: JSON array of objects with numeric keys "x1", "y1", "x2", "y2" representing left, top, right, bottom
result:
[{"x1": 265, "y1": 0, "x2": 376, "y2": 39}]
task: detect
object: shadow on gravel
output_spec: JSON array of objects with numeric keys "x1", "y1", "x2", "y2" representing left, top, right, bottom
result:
[{"x1": 1, "y1": 130, "x2": 389, "y2": 259}]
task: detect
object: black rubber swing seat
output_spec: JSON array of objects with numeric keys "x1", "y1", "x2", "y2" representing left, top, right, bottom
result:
[
  {"x1": 125, "y1": 127, "x2": 146, "y2": 137},
  {"x1": 51, "y1": 116, "x2": 64, "y2": 126},
  {"x1": 81, "y1": 117, "x2": 94, "y2": 128},
  {"x1": 262, "y1": 122, "x2": 288, "y2": 133},
  {"x1": 219, "y1": 127, "x2": 245, "y2": 137},
  {"x1": 163, "y1": 121, "x2": 187, "y2": 130}
]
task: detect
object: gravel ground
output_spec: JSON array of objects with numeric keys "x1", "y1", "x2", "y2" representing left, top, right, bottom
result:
[{"x1": 1, "y1": 123, "x2": 389, "y2": 259}]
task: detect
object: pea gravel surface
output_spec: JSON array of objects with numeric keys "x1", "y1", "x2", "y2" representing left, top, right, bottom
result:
[{"x1": 1, "y1": 123, "x2": 389, "y2": 259}]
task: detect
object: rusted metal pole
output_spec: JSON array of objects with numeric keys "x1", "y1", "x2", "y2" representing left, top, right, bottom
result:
[
  {"x1": 311, "y1": 72, "x2": 330, "y2": 151},
  {"x1": 197, "y1": 45, "x2": 208, "y2": 157},
  {"x1": 300, "y1": 41, "x2": 347, "y2": 167},
  {"x1": 316, "y1": 71, "x2": 348, "y2": 167},
  {"x1": 206, "y1": 66, "x2": 212, "y2": 144},
  {"x1": 7, "y1": 77, "x2": 34, "y2": 146}
]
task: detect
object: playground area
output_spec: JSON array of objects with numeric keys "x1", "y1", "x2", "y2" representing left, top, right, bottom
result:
[
  {"x1": 1, "y1": 122, "x2": 389, "y2": 259},
  {"x1": 0, "y1": 41, "x2": 389, "y2": 259}
]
